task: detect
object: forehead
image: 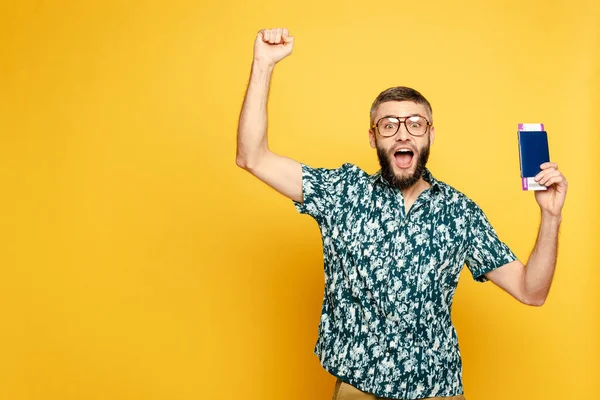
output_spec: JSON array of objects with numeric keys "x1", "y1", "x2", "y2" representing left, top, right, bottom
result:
[{"x1": 374, "y1": 101, "x2": 429, "y2": 120}]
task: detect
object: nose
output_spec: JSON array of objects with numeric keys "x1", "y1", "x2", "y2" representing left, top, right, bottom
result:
[{"x1": 395, "y1": 124, "x2": 411, "y2": 141}]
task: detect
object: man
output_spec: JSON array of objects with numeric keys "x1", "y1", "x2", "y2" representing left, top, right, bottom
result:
[{"x1": 236, "y1": 28, "x2": 568, "y2": 400}]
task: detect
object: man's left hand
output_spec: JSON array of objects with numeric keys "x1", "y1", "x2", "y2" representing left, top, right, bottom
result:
[{"x1": 534, "y1": 162, "x2": 568, "y2": 217}]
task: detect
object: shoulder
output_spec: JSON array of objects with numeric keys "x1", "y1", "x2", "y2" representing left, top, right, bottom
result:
[
  {"x1": 338, "y1": 162, "x2": 368, "y2": 176},
  {"x1": 299, "y1": 163, "x2": 372, "y2": 200},
  {"x1": 304, "y1": 162, "x2": 368, "y2": 181},
  {"x1": 435, "y1": 179, "x2": 482, "y2": 216},
  {"x1": 341, "y1": 163, "x2": 371, "y2": 180}
]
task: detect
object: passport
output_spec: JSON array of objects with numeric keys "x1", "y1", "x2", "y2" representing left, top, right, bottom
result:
[{"x1": 518, "y1": 123, "x2": 550, "y2": 191}]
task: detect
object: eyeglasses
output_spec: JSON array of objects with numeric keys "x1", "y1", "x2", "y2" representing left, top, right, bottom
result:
[{"x1": 371, "y1": 114, "x2": 431, "y2": 137}]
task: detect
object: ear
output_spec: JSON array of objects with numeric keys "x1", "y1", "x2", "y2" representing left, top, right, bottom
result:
[
  {"x1": 429, "y1": 125, "x2": 435, "y2": 146},
  {"x1": 369, "y1": 129, "x2": 377, "y2": 149}
]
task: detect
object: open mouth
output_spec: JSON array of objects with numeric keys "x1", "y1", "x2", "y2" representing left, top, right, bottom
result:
[{"x1": 393, "y1": 148, "x2": 415, "y2": 169}]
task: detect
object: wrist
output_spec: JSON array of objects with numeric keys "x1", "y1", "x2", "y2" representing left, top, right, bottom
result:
[
  {"x1": 252, "y1": 58, "x2": 276, "y2": 70},
  {"x1": 249, "y1": 59, "x2": 275, "y2": 86},
  {"x1": 541, "y1": 211, "x2": 562, "y2": 225}
]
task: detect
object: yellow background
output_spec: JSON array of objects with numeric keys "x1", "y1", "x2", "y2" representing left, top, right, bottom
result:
[{"x1": 1, "y1": 0, "x2": 598, "y2": 399}]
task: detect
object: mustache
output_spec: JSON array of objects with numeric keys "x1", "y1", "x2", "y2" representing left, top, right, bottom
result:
[{"x1": 388, "y1": 145, "x2": 418, "y2": 155}]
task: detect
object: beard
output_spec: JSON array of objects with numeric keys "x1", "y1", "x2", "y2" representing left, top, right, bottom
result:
[{"x1": 377, "y1": 138, "x2": 430, "y2": 191}]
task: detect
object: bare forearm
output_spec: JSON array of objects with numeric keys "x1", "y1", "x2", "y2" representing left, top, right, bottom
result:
[
  {"x1": 236, "y1": 60, "x2": 275, "y2": 169},
  {"x1": 523, "y1": 212, "x2": 562, "y2": 305}
]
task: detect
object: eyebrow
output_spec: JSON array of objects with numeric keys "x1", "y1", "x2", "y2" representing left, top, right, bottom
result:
[{"x1": 379, "y1": 114, "x2": 424, "y2": 120}]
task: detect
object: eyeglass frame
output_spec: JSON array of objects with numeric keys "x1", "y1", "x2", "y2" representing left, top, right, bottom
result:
[{"x1": 371, "y1": 114, "x2": 432, "y2": 137}]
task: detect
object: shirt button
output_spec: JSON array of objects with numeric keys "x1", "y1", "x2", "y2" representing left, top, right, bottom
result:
[{"x1": 385, "y1": 352, "x2": 390, "y2": 357}]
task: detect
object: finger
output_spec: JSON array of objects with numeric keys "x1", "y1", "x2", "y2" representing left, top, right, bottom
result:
[
  {"x1": 262, "y1": 29, "x2": 270, "y2": 42},
  {"x1": 540, "y1": 171, "x2": 562, "y2": 186},
  {"x1": 283, "y1": 28, "x2": 294, "y2": 45},
  {"x1": 268, "y1": 28, "x2": 277, "y2": 43},
  {"x1": 540, "y1": 162, "x2": 558, "y2": 170},
  {"x1": 534, "y1": 168, "x2": 556, "y2": 182},
  {"x1": 275, "y1": 28, "x2": 282, "y2": 44},
  {"x1": 538, "y1": 170, "x2": 560, "y2": 185},
  {"x1": 543, "y1": 175, "x2": 566, "y2": 188}
]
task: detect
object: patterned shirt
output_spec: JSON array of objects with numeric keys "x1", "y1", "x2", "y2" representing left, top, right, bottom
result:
[{"x1": 293, "y1": 163, "x2": 516, "y2": 399}]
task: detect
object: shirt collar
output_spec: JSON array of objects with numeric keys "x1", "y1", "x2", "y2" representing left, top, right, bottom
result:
[{"x1": 369, "y1": 168, "x2": 444, "y2": 196}]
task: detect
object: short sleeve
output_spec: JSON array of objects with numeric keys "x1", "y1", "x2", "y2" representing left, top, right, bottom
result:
[
  {"x1": 465, "y1": 203, "x2": 517, "y2": 282},
  {"x1": 293, "y1": 163, "x2": 351, "y2": 223}
]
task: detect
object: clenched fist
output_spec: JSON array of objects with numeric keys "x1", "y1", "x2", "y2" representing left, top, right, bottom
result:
[{"x1": 253, "y1": 28, "x2": 294, "y2": 67}]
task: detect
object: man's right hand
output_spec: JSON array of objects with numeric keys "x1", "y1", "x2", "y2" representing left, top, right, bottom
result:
[{"x1": 253, "y1": 28, "x2": 294, "y2": 67}]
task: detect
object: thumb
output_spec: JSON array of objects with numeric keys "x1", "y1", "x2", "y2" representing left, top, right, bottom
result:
[
  {"x1": 282, "y1": 28, "x2": 294, "y2": 44},
  {"x1": 282, "y1": 34, "x2": 294, "y2": 45}
]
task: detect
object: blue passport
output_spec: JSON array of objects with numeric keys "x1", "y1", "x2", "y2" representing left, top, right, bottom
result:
[{"x1": 518, "y1": 123, "x2": 550, "y2": 191}]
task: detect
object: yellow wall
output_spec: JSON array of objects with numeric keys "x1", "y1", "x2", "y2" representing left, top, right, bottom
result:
[{"x1": 1, "y1": 1, "x2": 598, "y2": 399}]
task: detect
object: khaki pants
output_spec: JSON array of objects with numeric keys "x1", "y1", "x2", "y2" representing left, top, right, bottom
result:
[{"x1": 332, "y1": 378, "x2": 467, "y2": 400}]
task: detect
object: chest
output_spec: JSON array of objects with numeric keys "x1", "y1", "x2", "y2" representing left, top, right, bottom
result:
[{"x1": 326, "y1": 190, "x2": 469, "y2": 287}]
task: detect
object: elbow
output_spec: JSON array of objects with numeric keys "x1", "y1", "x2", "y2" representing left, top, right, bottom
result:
[
  {"x1": 236, "y1": 155, "x2": 260, "y2": 171},
  {"x1": 523, "y1": 295, "x2": 546, "y2": 307},
  {"x1": 527, "y1": 299, "x2": 545, "y2": 307},
  {"x1": 236, "y1": 151, "x2": 255, "y2": 170},
  {"x1": 236, "y1": 155, "x2": 249, "y2": 170},
  {"x1": 236, "y1": 148, "x2": 268, "y2": 171}
]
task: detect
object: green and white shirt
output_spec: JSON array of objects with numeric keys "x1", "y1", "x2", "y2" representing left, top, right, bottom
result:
[{"x1": 293, "y1": 163, "x2": 516, "y2": 399}]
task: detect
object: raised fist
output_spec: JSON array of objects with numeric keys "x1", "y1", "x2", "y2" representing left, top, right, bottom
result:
[{"x1": 253, "y1": 28, "x2": 294, "y2": 66}]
